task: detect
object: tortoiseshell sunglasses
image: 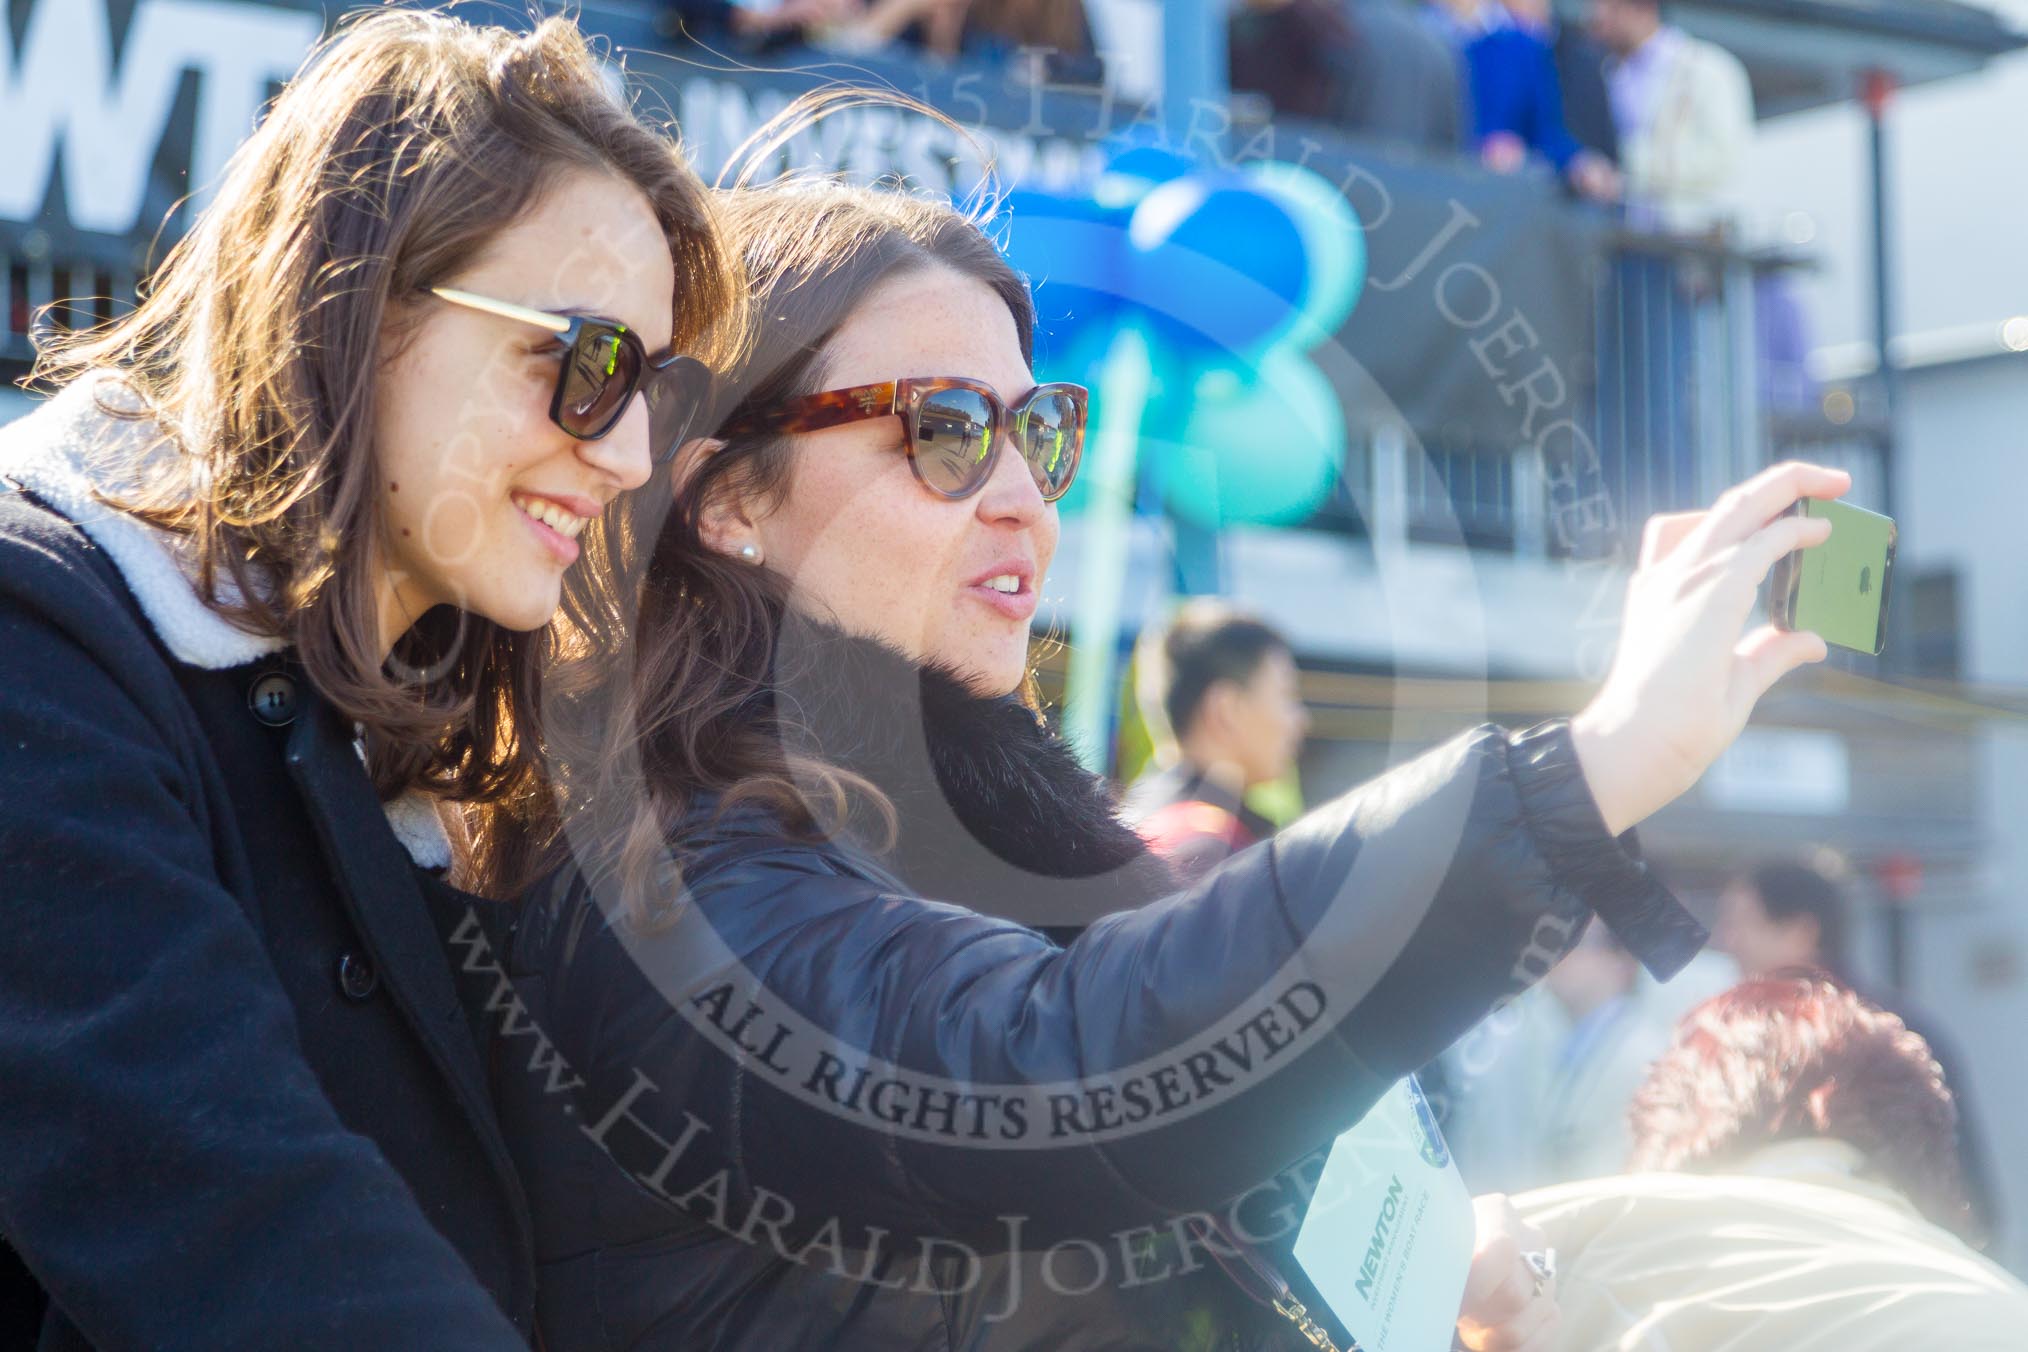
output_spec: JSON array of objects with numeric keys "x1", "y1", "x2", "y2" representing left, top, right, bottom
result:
[
  {"x1": 428, "y1": 287, "x2": 712, "y2": 464},
  {"x1": 720, "y1": 377, "x2": 1087, "y2": 502}
]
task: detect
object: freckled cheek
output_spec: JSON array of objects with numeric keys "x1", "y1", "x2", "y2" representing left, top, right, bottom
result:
[
  {"x1": 891, "y1": 514, "x2": 965, "y2": 587},
  {"x1": 1033, "y1": 531, "x2": 1060, "y2": 585},
  {"x1": 436, "y1": 415, "x2": 529, "y2": 503},
  {"x1": 922, "y1": 532, "x2": 985, "y2": 650},
  {"x1": 398, "y1": 470, "x2": 516, "y2": 577},
  {"x1": 860, "y1": 531, "x2": 922, "y2": 621},
  {"x1": 826, "y1": 517, "x2": 924, "y2": 634}
]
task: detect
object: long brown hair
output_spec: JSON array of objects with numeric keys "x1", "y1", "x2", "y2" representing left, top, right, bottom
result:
[
  {"x1": 32, "y1": 9, "x2": 736, "y2": 811},
  {"x1": 466, "y1": 96, "x2": 1039, "y2": 912}
]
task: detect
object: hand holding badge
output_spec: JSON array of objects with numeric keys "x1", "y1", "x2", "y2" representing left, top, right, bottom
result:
[
  {"x1": 1291, "y1": 1078, "x2": 1559, "y2": 1352},
  {"x1": 1453, "y1": 1195, "x2": 1559, "y2": 1352}
]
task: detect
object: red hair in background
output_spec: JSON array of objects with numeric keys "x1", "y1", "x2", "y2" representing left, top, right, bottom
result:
[{"x1": 1627, "y1": 974, "x2": 1975, "y2": 1239}]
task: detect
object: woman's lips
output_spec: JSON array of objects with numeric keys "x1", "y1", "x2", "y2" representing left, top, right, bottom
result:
[
  {"x1": 966, "y1": 576, "x2": 1037, "y2": 621},
  {"x1": 514, "y1": 499, "x2": 581, "y2": 566},
  {"x1": 511, "y1": 491, "x2": 592, "y2": 567}
]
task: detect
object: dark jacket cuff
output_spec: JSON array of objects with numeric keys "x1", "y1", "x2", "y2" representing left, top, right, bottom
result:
[{"x1": 1506, "y1": 720, "x2": 1708, "y2": 980}]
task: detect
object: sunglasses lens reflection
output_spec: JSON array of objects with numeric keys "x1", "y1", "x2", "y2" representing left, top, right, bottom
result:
[
  {"x1": 1021, "y1": 389, "x2": 1083, "y2": 501},
  {"x1": 557, "y1": 327, "x2": 639, "y2": 437},
  {"x1": 914, "y1": 387, "x2": 998, "y2": 496}
]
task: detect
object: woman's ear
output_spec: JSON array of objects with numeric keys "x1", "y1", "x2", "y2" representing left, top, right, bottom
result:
[{"x1": 674, "y1": 437, "x2": 764, "y2": 561}]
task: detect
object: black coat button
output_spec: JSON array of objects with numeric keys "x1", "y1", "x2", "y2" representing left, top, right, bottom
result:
[
  {"x1": 248, "y1": 672, "x2": 299, "y2": 727},
  {"x1": 336, "y1": 951, "x2": 378, "y2": 1001}
]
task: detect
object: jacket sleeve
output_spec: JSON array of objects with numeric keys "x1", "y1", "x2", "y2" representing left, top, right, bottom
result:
[
  {"x1": 0, "y1": 569, "x2": 527, "y2": 1349},
  {"x1": 1675, "y1": 45, "x2": 1753, "y2": 202},
  {"x1": 527, "y1": 722, "x2": 1701, "y2": 1252},
  {"x1": 1528, "y1": 40, "x2": 1583, "y2": 171}
]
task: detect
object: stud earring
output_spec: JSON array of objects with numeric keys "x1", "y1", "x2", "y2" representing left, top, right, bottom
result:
[{"x1": 738, "y1": 542, "x2": 763, "y2": 564}]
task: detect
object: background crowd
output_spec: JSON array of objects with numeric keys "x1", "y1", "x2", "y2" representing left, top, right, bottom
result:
[
  {"x1": 1123, "y1": 601, "x2": 2027, "y2": 1341},
  {"x1": 648, "y1": 0, "x2": 1754, "y2": 225}
]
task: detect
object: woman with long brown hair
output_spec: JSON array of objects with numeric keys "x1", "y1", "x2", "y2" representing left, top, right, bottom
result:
[
  {"x1": 475, "y1": 149, "x2": 1849, "y2": 1348},
  {"x1": 0, "y1": 10, "x2": 730, "y2": 1348}
]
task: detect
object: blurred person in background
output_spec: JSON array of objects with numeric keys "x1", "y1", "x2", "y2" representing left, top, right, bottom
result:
[
  {"x1": 1715, "y1": 855, "x2": 2000, "y2": 1246},
  {"x1": 1338, "y1": 0, "x2": 1468, "y2": 152},
  {"x1": 821, "y1": 0, "x2": 1100, "y2": 81},
  {"x1": 949, "y1": 0, "x2": 1096, "y2": 76},
  {"x1": 1587, "y1": 0, "x2": 1753, "y2": 229},
  {"x1": 1440, "y1": 922, "x2": 1671, "y2": 1194},
  {"x1": 1756, "y1": 270, "x2": 1821, "y2": 412},
  {"x1": 1515, "y1": 976, "x2": 2028, "y2": 1348},
  {"x1": 1229, "y1": 0, "x2": 1466, "y2": 154},
  {"x1": 1423, "y1": 0, "x2": 1619, "y2": 200},
  {"x1": 1586, "y1": 0, "x2": 1749, "y2": 550},
  {"x1": 656, "y1": 0, "x2": 866, "y2": 48},
  {"x1": 1123, "y1": 602, "x2": 1310, "y2": 882},
  {"x1": 1227, "y1": 0, "x2": 1367, "y2": 132},
  {"x1": 1499, "y1": 0, "x2": 1620, "y2": 169}
]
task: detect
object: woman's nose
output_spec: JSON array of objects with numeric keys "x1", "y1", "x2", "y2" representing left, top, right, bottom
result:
[
  {"x1": 974, "y1": 430, "x2": 1046, "y2": 526},
  {"x1": 578, "y1": 395, "x2": 655, "y2": 492}
]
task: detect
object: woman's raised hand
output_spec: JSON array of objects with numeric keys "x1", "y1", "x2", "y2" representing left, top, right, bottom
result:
[{"x1": 1570, "y1": 461, "x2": 1852, "y2": 836}]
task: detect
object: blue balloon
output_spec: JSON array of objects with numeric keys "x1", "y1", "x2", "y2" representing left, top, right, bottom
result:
[
  {"x1": 1124, "y1": 177, "x2": 1309, "y2": 362},
  {"x1": 993, "y1": 168, "x2": 1358, "y2": 368},
  {"x1": 993, "y1": 189, "x2": 1131, "y2": 356},
  {"x1": 1245, "y1": 161, "x2": 1367, "y2": 345},
  {"x1": 1032, "y1": 325, "x2": 1114, "y2": 517},
  {"x1": 1150, "y1": 347, "x2": 1346, "y2": 528},
  {"x1": 1098, "y1": 143, "x2": 1194, "y2": 203},
  {"x1": 1032, "y1": 313, "x2": 1114, "y2": 388},
  {"x1": 1033, "y1": 324, "x2": 1185, "y2": 517}
]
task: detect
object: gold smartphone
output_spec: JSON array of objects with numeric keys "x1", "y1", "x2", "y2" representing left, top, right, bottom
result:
[{"x1": 1768, "y1": 499, "x2": 1896, "y2": 656}]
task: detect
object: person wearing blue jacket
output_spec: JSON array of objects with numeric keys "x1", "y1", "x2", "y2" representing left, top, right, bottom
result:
[{"x1": 1427, "y1": 0, "x2": 1621, "y2": 199}]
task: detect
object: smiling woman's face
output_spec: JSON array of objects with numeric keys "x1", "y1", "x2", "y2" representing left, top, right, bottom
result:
[
  {"x1": 743, "y1": 264, "x2": 1056, "y2": 695},
  {"x1": 371, "y1": 166, "x2": 676, "y2": 656}
]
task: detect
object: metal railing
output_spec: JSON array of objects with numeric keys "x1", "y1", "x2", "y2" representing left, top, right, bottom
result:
[
  {"x1": 1309, "y1": 226, "x2": 1884, "y2": 561},
  {"x1": 1, "y1": 251, "x2": 139, "y2": 368}
]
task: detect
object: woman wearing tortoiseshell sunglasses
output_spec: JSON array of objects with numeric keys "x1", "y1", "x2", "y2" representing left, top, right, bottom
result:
[{"x1": 469, "y1": 135, "x2": 1852, "y2": 1351}]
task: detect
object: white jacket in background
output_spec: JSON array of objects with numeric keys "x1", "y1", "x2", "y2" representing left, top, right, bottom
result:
[
  {"x1": 1621, "y1": 31, "x2": 1754, "y2": 231},
  {"x1": 1517, "y1": 1138, "x2": 2028, "y2": 1350}
]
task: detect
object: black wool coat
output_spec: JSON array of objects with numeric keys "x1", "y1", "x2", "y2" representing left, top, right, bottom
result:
[{"x1": 0, "y1": 390, "x2": 534, "y2": 1351}]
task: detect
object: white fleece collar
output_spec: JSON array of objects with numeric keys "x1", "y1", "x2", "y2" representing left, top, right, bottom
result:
[
  {"x1": 0, "y1": 376, "x2": 451, "y2": 870},
  {"x1": 0, "y1": 376, "x2": 286, "y2": 669}
]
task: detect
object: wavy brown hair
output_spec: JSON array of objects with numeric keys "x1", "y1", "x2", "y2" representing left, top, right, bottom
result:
[
  {"x1": 1628, "y1": 974, "x2": 1976, "y2": 1241},
  {"x1": 32, "y1": 8, "x2": 735, "y2": 812},
  {"x1": 465, "y1": 94, "x2": 1039, "y2": 914}
]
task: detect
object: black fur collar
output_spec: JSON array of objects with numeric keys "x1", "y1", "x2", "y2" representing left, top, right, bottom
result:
[{"x1": 766, "y1": 616, "x2": 1178, "y2": 930}]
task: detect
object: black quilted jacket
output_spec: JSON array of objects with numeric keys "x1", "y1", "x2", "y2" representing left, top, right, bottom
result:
[{"x1": 478, "y1": 622, "x2": 1704, "y2": 1351}]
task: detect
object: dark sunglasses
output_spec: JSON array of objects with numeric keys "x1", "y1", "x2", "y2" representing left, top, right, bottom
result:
[
  {"x1": 428, "y1": 287, "x2": 712, "y2": 464},
  {"x1": 720, "y1": 377, "x2": 1087, "y2": 502}
]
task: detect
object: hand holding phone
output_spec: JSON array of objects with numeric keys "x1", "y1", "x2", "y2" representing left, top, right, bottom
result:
[
  {"x1": 1768, "y1": 498, "x2": 1896, "y2": 656},
  {"x1": 1569, "y1": 460, "x2": 1850, "y2": 835}
]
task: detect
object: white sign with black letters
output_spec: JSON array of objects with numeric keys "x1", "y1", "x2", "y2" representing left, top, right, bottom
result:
[{"x1": 1293, "y1": 1077, "x2": 1475, "y2": 1352}]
